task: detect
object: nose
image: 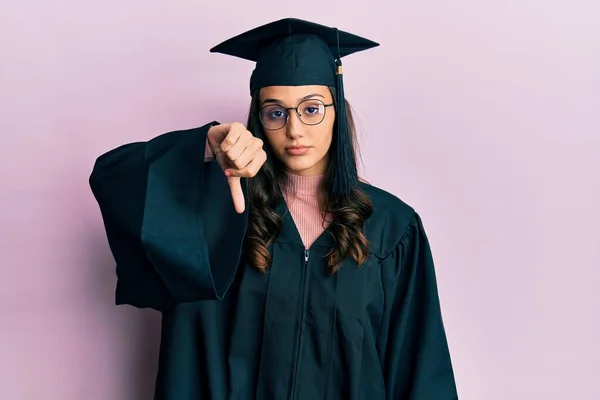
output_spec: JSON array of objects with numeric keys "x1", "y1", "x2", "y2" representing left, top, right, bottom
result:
[{"x1": 285, "y1": 111, "x2": 303, "y2": 139}]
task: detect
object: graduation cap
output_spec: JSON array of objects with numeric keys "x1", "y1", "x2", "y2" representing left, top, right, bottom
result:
[{"x1": 210, "y1": 18, "x2": 379, "y2": 196}]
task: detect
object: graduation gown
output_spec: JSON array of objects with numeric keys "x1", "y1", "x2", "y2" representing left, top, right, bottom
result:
[{"x1": 89, "y1": 122, "x2": 458, "y2": 399}]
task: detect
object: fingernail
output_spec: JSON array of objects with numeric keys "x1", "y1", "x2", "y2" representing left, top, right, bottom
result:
[{"x1": 224, "y1": 169, "x2": 231, "y2": 177}]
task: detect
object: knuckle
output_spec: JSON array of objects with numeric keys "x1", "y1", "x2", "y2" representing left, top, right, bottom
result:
[
  {"x1": 227, "y1": 154, "x2": 239, "y2": 166},
  {"x1": 233, "y1": 159, "x2": 245, "y2": 169},
  {"x1": 221, "y1": 138, "x2": 232, "y2": 149}
]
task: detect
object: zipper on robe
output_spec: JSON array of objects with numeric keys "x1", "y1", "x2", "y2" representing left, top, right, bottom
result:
[{"x1": 290, "y1": 248, "x2": 310, "y2": 400}]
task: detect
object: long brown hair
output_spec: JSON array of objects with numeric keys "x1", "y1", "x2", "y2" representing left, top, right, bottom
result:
[{"x1": 244, "y1": 87, "x2": 373, "y2": 274}]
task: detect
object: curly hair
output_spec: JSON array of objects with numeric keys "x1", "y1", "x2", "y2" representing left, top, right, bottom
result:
[{"x1": 244, "y1": 88, "x2": 373, "y2": 274}]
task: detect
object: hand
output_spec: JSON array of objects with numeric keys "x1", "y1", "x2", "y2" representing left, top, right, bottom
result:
[{"x1": 207, "y1": 122, "x2": 267, "y2": 213}]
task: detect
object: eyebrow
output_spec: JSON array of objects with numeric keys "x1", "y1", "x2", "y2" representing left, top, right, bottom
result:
[{"x1": 261, "y1": 93, "x2": 325, "y2": 106}]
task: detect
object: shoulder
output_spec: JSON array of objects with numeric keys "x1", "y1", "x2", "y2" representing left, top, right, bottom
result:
[{"x1": 358, "y1": 181, "x2": 417, "y2": 259}]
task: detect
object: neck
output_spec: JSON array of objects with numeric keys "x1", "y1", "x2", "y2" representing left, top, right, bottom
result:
[
  {"x1": 280, "y1": 170, "x2": 330, "y2": 249},
  {"x1": 283, "y1": 171, "x2": 323, "y2": 196}
]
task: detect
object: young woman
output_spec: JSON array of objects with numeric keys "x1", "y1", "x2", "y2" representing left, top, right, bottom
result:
[{"x1": 90, "y1": 18, "x2": 458, "y2": 400}]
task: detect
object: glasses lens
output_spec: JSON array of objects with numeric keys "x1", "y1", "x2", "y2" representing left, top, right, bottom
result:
[
  {"x1": 298, "y1": 99, "x2": 326, "y2": 125},
  {"x1": 259, "y1": 105, "x2": 287, "y2": 130}
]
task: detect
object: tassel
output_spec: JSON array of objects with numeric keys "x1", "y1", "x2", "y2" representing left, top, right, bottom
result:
[{"x1": 332, "y1": 30, "x2": 359, "y2": 197}]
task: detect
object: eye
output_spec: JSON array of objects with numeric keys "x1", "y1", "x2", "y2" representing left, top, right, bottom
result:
[
  {"x1": 302, "y1": 103, "x2": 323, "y2": 115},
  {"x1": 261, "y1": 106, "x2": 287, "y2": 121}
]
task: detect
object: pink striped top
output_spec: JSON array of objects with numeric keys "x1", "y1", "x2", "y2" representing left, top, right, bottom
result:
[
  {"x1": 281, "y1": 172, "x2": 330, "y2": 249},
  {"x1": 205, "y1": 141, "x2": 327, "y2": 248}
]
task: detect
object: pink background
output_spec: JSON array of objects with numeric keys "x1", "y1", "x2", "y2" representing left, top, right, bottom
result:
[{"x1": 1, "y1": 1, "x2": 599, "y2": 399}]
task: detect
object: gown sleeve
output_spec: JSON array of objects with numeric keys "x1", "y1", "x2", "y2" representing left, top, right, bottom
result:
[
  {"x1": 89, "y1": 122, "x2": 248, "y2": 311},
  {"x1": 380, "y1": 212, "x2": 458, "y2": 399}
]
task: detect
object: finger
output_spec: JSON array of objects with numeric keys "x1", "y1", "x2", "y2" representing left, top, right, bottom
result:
[
  {"x1": 220, "y1": 123, "x2": 247, "y2": 153},
  {"x1": 228, "y1": 138, "x2": 263, "y2": 170},
  {"x1": 225, "y1": 150, "x2": 267, "y2": 178},
  {"x1": 208, "y1": 122, "x2": 230, "y2": 138},
  {"x1": 227, "y1": 176, "x2": 245, "y2": 214},
  {"x1": 224, "y1": 131, "x2": 254, "y2": 165},
  {"x1": 207, "y1": 123, "x2": 231, "y2": 149}
]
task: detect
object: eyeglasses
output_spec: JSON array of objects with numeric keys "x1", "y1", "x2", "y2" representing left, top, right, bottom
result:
[{"x1": 256, "y1": 99, "x2": 334, "y2": 130}]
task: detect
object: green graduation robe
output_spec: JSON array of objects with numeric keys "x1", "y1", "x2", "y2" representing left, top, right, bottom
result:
[{"x1": 89, "y1": 122, "x2": 458, "y2": 399}]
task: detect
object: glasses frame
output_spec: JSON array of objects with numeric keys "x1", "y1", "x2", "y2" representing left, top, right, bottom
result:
[{"x1": 255, "y1": 99, "x2": 335, "y2": 131}]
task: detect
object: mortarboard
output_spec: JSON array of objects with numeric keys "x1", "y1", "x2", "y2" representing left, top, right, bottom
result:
[{"x1": 210, "y1": 18, "x2": 379, "y2": 196}]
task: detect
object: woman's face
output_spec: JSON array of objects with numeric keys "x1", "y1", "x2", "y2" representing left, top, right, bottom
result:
[{"x1": 258, "y1": 85, "x2": 335, "y2": 177}]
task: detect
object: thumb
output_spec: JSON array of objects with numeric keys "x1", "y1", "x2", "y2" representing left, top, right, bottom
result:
[{"x1": 227, "y1": 175, "x2": 245, "y2": 214}]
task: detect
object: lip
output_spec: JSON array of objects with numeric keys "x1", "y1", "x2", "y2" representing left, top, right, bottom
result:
[{"x1": 285, "y1": 146, "x2": 310, "y2": 156}]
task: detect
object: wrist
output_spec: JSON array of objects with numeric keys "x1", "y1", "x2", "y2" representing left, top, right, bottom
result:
[{"x1": 206, "y1": 121, "x2": 220, "y2": 160}]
